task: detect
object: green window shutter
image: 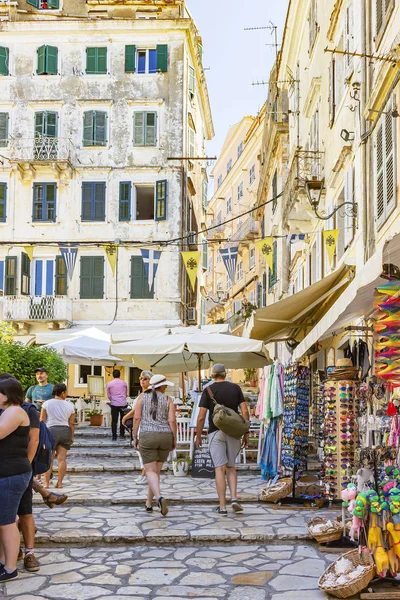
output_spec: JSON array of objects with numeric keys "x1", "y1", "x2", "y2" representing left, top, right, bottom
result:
[
  {"x1": 119, "y1": 182, "x2": 131, "y2": 221},
  {"x1": 47, "y1": 0, "x2": 60, "y2": 8},
  {"x1": 45, "y1": 111, "x2": 58, "y2": 138},
  {"x1": 80, "y1": 256, "x2": 104, "y2": 299},
  {"x1": 125, "y1": 45, "x2": 136, "y2": 73},
  {"x1": 133, "y1": 112, "x2": 145, "y2": 146},
  {"x1": 94, "y1": 111, "x2": 107, "y2": 146},
  {"x1": 37, "y1": 45, "x2": 46, "y2": 75},
  {"x1": 21, "y1": 252, "x2": 31, "y2": 296},
  {"x1": 155, "y1": 179, "x2": 167, "y2": 221},
  {"x1": 97, "y1": 47, "x2": 107, "y2": 74},
  {"x1": 130, "y1": 256, "x2": 153, "y2": 299},
  {"x1": 45, "y1": 46, "x2": 58, "y2": 75},
  {"x1": 94, "y1": 182, "x2": 106, "y2": 221},
  {"x1": 0, "y1": 183, "x2": 6, "y2": 222},
  {"x1": 0, "y1": 47, "x2": 9, "y2": 76},
  {"x1": 82, "y1": 182, "x2": 93, "y2": 220},
  {"x1": 83, "y1": 111, "x2": 94, "y2": 146},
  {"x1": 156, "y1": 44, "x2": 168, "y2": 72},
  {"x1": 92, "y1": 257, "x2": 105, "y2": 299},
  {"x1": 0, "y1": 113, "x2": 9, "y2": 147},
  {"x1": 55, "y1": 256, "x2": 67, "y2": 296},
  {"x1": 27, "y1": 0, "x2": 39, "y2": 6},
  {"x1": 80, "y1": 257, "x2": 92, "y2": 299},
  {"x1": 145, "y1": 112, "x2": 157, "y2": 146},
  {"x1": 86, "y1": 48, "x2": 96, "y2": 74},
  {"x1": 5, "y1": 256, "x2": 17, "y2": 296},
  {"x1": 35, "y1": 112, "x2": 44, "y2": 137}
]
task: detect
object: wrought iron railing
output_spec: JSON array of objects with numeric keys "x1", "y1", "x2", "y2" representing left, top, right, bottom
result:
[
  {"x1": 9, "y1": 137, "x2": 75, "y2": 163},
  {"x1": 3, "y1": 296, "x2": 73, "y2": 322}
]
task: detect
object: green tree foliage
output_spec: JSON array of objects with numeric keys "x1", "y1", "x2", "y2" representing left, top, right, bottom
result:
[
  {"x1": 0, "y1": 340, "x2": 68, "y2": 391},
  {"x1": 0, "y1": 321, "x2": 15, "y2": 344}
]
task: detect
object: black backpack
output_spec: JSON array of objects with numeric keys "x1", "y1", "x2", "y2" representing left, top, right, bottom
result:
[{"x1": 23, "y1": 403, "x2": 54, "y2": 475}]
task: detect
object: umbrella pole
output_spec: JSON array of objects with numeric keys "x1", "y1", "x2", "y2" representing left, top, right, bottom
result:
[{"x1": 196, "y1": 353, "x2": 202, "y2": 392}]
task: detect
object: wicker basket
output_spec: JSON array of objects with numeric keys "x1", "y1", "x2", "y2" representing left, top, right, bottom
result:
[
  {"x1": 259, "y1": 478, "x2": 293, "y2": 503},
  {"x1": 318, "y1": 549, "x2": 375, "y2": 599},
  {"x1": 307, "y1": 516, "x2": 343, "y2": 544}
]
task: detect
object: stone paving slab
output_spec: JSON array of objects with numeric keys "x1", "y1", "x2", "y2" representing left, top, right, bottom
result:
[
  {"x1": 33, "y1": 502, "x2": 335, "y2": 545},
  {"x1": 33, "y1": 473, "x2": 262, "y2": 505},
  {"x1": 0, "y1": 543, "x2": 335, "y2": 599}
]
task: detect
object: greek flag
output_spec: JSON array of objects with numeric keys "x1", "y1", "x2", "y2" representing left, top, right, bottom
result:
[
  {"x1": 59, "y1": 246, "x2": 78, "y2": 282},
  {"x1": 141, "y1": 249, "x2": 161, "y2": 289},
  {"x1": 219, "y1": 246, "x2": 239, "y2": 284},
  {"x1": 288, "y1": 234, "x2": 307, "y2": 244}
]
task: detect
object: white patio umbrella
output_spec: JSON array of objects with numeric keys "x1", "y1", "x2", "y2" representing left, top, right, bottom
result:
[
  {"x1": 110, "y1": 323, "x2": 229, "y2": 343},
  {"x1": 111, "y1": 330, "x2": 271, "y2": 386},
  {"x1": 46, "y1": 335, "x2": 126, "y2": 366}
]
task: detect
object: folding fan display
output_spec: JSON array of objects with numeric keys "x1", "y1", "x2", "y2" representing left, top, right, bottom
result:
[{"x1": 374, "y1": 279, "x2": 400, "y2": 389}]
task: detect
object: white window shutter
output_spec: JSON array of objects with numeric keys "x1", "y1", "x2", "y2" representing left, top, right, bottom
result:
[
  {"x1": 376, "y1": 122, "x2": 385, "y2": 225},
  {"x1": 385, "y1": 105, "x2": 396, "y2": 217}
]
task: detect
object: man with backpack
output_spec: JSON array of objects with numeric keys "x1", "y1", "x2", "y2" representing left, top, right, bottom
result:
[
  {"x1": 196, "y1": 364, "x2": 250, "y2": 516},
  {"x1": 26, "y1": 368, "x2": 54, "y2": 411}
]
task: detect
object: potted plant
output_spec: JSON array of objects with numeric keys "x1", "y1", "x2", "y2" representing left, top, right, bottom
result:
[
  {"x1": 172, "y1": 456, "x2": 191, "y2": 477},
  {"x1": 244, "y1": 368, "x2": 258, "y2": 388},
  {"x1": 87, "y1": 409, "x2": 103, "y2": 426}
]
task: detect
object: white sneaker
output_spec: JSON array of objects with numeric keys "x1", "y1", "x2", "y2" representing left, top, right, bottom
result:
[{"x1": 135, "y1": 475, "x2": 147, "y2": 485}]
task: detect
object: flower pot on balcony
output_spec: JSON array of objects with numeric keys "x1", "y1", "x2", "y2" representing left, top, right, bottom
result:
[{"x1": 90, "y1": 414, "x2": 103, "y2": 427}]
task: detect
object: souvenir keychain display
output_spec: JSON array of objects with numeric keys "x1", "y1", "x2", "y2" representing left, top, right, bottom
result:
[
  {"x1": 281, "y1": 363, "x2": 311, "y2": 478},
  {"x1": 311, "y1": 371, "x2": 324, "y2": 458}
]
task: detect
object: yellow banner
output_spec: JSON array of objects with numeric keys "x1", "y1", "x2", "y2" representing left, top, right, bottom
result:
[
  {"x1": 323, "y1": 230, "x2": 339, "y2": 268},
  {"x1": 182, "y1": 251, "x2": 201, "y2": 291},
  {"x1": 23, "y1": 246, "x2": 34, "y2": 261},
  {"x1": 255, "y1": 237, "x2": 274, "y2": 271},
  {"x1": 103, "y1": 244, "x2": 118, "y2": 276}
]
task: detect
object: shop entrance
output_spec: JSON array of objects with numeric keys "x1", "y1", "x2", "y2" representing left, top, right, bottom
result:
[{"x1": 129, "y1": 367, "x2": 142, "y2": 398}]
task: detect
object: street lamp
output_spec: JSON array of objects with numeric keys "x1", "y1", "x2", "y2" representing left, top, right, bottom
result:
[{"x1": 305, "y1": 177, "x2": 358, "y2": 221}]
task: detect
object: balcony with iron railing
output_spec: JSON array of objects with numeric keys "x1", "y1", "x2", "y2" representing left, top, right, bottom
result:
[
  {"x1": 282, "y1": 149, "x2": 324, "y2": 224},
  {"x1": 232, "y1": 216, "x2": 260, "y2": 244},
  {"x1": 207, "y1": 222, "x2": 225, "y2": 241},
  {"x1": 8, "y1": 136, "x2": 76, "y2": 181},
  {"x1": 3, "y1": 296, "x2": 73, "y2": 326}
]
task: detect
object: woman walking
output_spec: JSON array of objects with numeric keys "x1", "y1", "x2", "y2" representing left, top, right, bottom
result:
[
  {"x1": 0, "y1": 378, "x2": 32, "y2": 582},
  {"x1": 40, "y1": 384, "x2": 75, "y2": 489},
  {"x1": 122, "y1": 371, "x2": 152, "y2": 485},
  {"x1": 133, "y1": 374, "x2": 176, "y2": 516}
]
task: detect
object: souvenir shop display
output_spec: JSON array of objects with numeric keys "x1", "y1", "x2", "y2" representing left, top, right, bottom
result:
[
  {"x1": 258, "y1": 477, "x2": 293, "y2": 503},
  {"x1": 310, "y1": 371, "x2": 324, "y2": 457},
  {"x1": 307, "y1": 516, "x2": 343, "y2": 544},
  {"x1": 257, "y1": 360, "x2": 284, "y2": 481},
  {"x1": 318, "y1": 549, "x2": 375, "y2": 599}
]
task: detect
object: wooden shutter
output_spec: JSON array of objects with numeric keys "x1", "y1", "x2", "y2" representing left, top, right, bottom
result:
[
  {"x1": 37, "y1": 45, "x2": 46, "y2": 75},
  {"x1": 125, "y1": 45, "x2": 136, "y2": 73},
  {"x1": 27, "y1": 0, "x2": 39, "y2": 6},
  {"x1": 92, "y1": 257, "x2": 105, "y2": 298},
  {"x1": 5, "y1": 256, "x2": 17, "y2": 296},
  {"x1": 83, "y1": 111, "x2": 94, "y2": 146},
  {"x1": 202, "y1": 240, "x2": 208, "y2": 270},
  {"x1": 202, "y1": 179, "x2": 208, "y2": 210},
  {"x1": 376, "y1": 123, "x2": 385, "y2": 225},
  {"x1": 46, "y1": 46, "x2": 58, "y2": 75},
  {"x1": 189, "y1": 66, "x2": 195, "y2": 97},
  {"x1": 21, "y1": 252, "x2": 31, "y2": 296},
  {"x1": 0, "y1": 47, "x2": 9, "y2": 76},
  {"x1": 45, "y1": 111, "x2": 58, "y2": 138},
  {"x1": 34, "y1": 260, "x2": 43, "y2": 296},
  {"x1": 47, "y1": 0, "x2": 60, "y2": 7},
  {"x1": 130, "y1": 256, "x2": 153, "y2": 299},
  {"x1": 156, "y1": 45, "x2": 168, "y2": 72},
  {"x1": 46, "y1": 260, "x2": 54, "y2": 295},
  {"x1": 145, "y1": 112, "x2": 157, "y2": 146},
  {"x1": 94, "y1": 182, "x2": 106, "y2": 221},
  {"x1": 97, "y1": 48, "x2": 107, "y2": 73},
  {"x1": 155, "y1": 180, "x2": 167, "y2": 221},
  {"x1": 82, "y1": 182, "x2": 93, "y2": 220},
  {"x1": 86, "y1": 48, "x2": 96, "y2": 74},
  {"x1": 329, "y1": 59, "x2": 335, "y2": 127},
  {"x1": 94, "y1": 111, "x2": 107, "y2": 146},
  {"x1": 376, "y1": 0, "x2": 383, "y2": 34},
  {"x1": 35, "y1": 112, "x2": 44, "y2": 137},
  {"x1": 119, "y1": 182, "x2": 131, "y2": 221},
  {"x1": 80, "y1": 256, "x2": 104, "y2": 299},
  {"x1": 133, "y1": 112, "x2": 145, "y2": 145},
  {"x1": 385, "y1": 108, "x2": 396, "y2": 217},
  {"x1": 45, "y1": 183, "x2": 56, "y2": 221},
  {"x1": 0, "y1": 113, "x2": 8, "y2": 147},
  {"x1": 0, "y1": 183, "x2": 6, "y2": 222},
  {"x1": 55, "y1": 255, "x2": 67, "y2": 296},
  {"x1": 80, "y1": 257, "x2": 92, "y2": 299}
]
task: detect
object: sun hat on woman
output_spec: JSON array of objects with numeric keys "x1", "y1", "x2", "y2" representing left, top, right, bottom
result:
[{"x1": 149, "y1": 375, "x2": 174, "y2": 389}]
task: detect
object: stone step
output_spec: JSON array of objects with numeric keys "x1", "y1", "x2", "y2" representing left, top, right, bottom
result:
[
  {"x1": 56, "y1": 459, "x2": 260, "y2": 474},
  {"x1": 33, "y1": 502, "x2": 335, "y2": 546}
]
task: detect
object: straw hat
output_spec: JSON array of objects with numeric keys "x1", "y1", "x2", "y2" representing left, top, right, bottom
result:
[{"x1": 150, "y1": 374, "x2": 174, "y2": 389}]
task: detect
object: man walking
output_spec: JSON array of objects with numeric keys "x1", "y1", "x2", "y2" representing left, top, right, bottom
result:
[
  {"x1": 106, "y1": 369, "x2": 128, "y2": 441},
  {"x1": 196, "y1": 364, "x2": 249, "y2": 516},
  {"x1": 26, "y1": 368, "x2": 53, "y2": 411}
]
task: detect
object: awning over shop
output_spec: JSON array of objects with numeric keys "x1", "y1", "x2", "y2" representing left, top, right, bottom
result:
[
  {"x1": 245, "y1": 265, "x2": 352, "y2": 343},
  {"x1": 293, "y1": 233, "x2": 400, "y2": 361}
]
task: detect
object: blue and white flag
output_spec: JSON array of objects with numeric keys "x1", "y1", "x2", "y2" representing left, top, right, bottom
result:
[
  {"x1": 288, "y1": 234, "x2": 307, "y2": 245},
  {"x1": 59, "y1": 246, "x2": 78, "y2": 282},
  {"x1": 219, "y1": 246, "x2": 239, "y2": 284},
  {"x1": 141, "y1": 249, "x2": 161, "y2": 289}
]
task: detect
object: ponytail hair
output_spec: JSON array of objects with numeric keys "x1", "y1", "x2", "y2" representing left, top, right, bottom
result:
[{"x1": 144, "y1": 385, "x2": 159, "y2": 420}]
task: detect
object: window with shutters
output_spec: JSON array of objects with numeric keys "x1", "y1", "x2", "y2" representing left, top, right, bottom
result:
[
  {"x1": 155, "y1": 180, "x2": 167, "y2": 221},
  {"x1": 376, "y1": 0, "x2": 395, "y2": 41},
  {"x1": 237, "y1": 261, "x2": 243, "y2": 281},
  {"x1": 249, "y1": 164, "x2": 256, "y2": 185},
  {"x1": 189, "y1": 66, "x2": 195, "y2": 98},
  {"x1": 5, "y1": 256, "x2": 17, "y2": 296},
  {"x1": 237, "y1": 181, "x2": 243, "y2": 201},
  {"x1": 136, "y1": 46, "x2": 167, "y2": 74},
  {"x1": 217, "y1": 175, "x2": 222, "y2": 189},
  {"x1": 376, "y1": 105, "x2": 396, "y2": 228},
  {"x1": 133, "y1": 112, "x2": 157, "y2": 146},
  {"x1": 308, "y1": 0, "x2": 318, "y2": 53},
  {"x1": 83, "y1": 111, "x2": 107, "y2": 146},
  {"x1": 35, "y1": 112, "x2": 58, "y2": 138},
  {"x1": 0, "y1": 47, "x2": 9, "y2": 76},
  {"x1": 55, "y1": 255, "x2": 67, "y2": 295},
  {"x1": 226, "y1": 197, "x2": 232, "y2": 215},
  {"x1": 33, "y1": 259, "x2": 54, "y2": 296},
  {"x1": 237, "y1": 142, "x2": 243, "y2": 159},
  {"x1": 202, "y1": 178, "x2": 208, "y2": 211},
  {"x1": 32, "y1": 183, "x2": 56, "y2": 222},
  {"x1": 249, "y1": 247, "x2": 255, "y2": 270},
  {"x1": 119, "y1": 182, "x2": 131, "y2": 222},
  {"x1": 21, "y1": 252, "x2": 31, "y2": 296},
  {"x1": 80, "y1": 256, "x2": 104, "y2": 299},
  {"x1": 37, "y1": 45, "x2": 58, "y2": 75},
  {"x1": 0, "y1": 183, "x2": 6, "y2": 222},
  {"x1": 130, "y1": 256, "x2": 154, "y2": 299},
  {"x1": 227, "y1": 159, "x2": 233, "y2": 175},
  {"x1": 86, "y1": 47, "x2": 107, "y2": 74},
  {"x1": 188, "y1": 127, "x2": 195, "y2": 159},
  {"x1": 202, "y1": 240, "x2": 208, "y2": 270},
  {"x1": 28, "y1": 1, "x2": 60, "y2": 9},
  {"x1": 269, "y1": 240, "x2": 278, "y2": 290},
  {"x1": 81, "y1": 182, "x2": 106, "y2": 222},
  {"x1": 0, "y1": 113, "x2": 9, "y2": 147}
]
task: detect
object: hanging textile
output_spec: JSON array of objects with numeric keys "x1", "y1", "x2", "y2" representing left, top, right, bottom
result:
[{"x1": 260, "y1": 417, "x2": 279, "y2": 480}]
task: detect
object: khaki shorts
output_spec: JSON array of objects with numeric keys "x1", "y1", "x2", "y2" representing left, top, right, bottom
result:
[
  {"x1": 139, "y1": 431, "x2": 173, "y2": 465},
  {"x1": 208, "y1": 430, "x2": 241, "y2": 468}
]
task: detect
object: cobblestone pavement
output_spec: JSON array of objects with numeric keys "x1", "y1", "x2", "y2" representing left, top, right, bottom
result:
[{"x1": 1, "y1": 543, "x2": 334, "y2": 599}]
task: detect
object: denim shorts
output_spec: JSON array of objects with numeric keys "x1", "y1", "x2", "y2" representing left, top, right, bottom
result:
[{"x1": 0, "y1": 471, "x2": 32, "y2": 525}]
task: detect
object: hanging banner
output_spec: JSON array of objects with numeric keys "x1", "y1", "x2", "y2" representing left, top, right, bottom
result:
[
  {"x1": 288, "y1": 234, "x2": 308, "y2": 245},
  {"x1": 182, "y1": 251, "x2": 201, "y2": 291},
  {"x1": 141, "y1": 249, "x2": 161, "y2": 290},
  {"x1": 219, "y1": 246, "x2": 239, "y2": 284},
  {"x1": 59, "y1": 246, "x2": 78, "y2": 282},
  {"x1": 255, "y1": 238, "x2": 274, "y2": 271},
  {"x1": 23, "y1": 246, "x2": 34, "y2": 261},
  {"x1": 103, "y1": 244, "x2": 118, "y2": 277},
  {"x1": 323, "y1": 230, "x2": 339, "y2": 268}
]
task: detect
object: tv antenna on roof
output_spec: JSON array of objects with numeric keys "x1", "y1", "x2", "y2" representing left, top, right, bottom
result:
[{"x1": 244, "y1": 21, "x2": 280, "y2": 61}]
